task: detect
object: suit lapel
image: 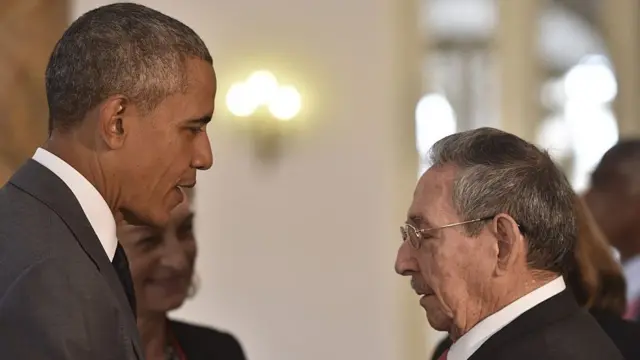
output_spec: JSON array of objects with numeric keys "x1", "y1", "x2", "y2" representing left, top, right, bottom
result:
[
  {"x1": 9, "y1": 159, "x2": 143, "y2": 357},
  {"x1": 469, "y1": 290, "x2": 579, "y2": 360}
]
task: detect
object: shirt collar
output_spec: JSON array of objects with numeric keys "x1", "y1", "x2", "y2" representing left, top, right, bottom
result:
[
  {"x1": 623, "y1": 255, "x2": 640, "y2": 300},
  {"x1": 32, "y1": 147, "x2": 117, "y2": 260},
  {"x1": 447, "y1": 276, "x2": 566, "y2": 360}
]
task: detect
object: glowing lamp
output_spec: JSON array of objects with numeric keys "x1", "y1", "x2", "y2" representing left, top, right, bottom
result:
[{"x1": 224, "y1": 70, "x2": 303, "y2": 162}]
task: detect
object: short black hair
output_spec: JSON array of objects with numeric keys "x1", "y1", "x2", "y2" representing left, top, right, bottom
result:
[
  {"x1": 46, "y1": 2, "x2": 213, "y2": 132},
  {"x1": 591, "y1": 139, "x2": 640, "y2": 189}
]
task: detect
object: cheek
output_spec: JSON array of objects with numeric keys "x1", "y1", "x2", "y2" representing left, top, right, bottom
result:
[
  {"x1": 421, "y1": 239, "x2": 479, "y2": 296},
  {"x1": 129, "y1": 255, "x2": 159, "y2": 284},
  {"x1": 129, "y1": 128, "x2": 185, "y2": 173},
  {"x1": 159, "y1": 144, "x2": 193, "y2": 182},
  {"x1": 423, "y1": 239, "x2": 463, "y2": 274},
  {"x1": 187, "y1": 247, "x2": 197, "y2": 267},
  {"x1": 599, "y1": 198, "x2": 629, "y2": 225},
  {"x1": 183, "y1": 245, "x2": 197, "y2": 273}
]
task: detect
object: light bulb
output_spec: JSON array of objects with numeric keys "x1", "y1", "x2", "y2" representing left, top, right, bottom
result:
[
  {"x1": 268, "y1": 85, "x2": 302, "y2": 121},
  {"x1": 246, "y1": 70, "x2": 279, "y2": 106},
  {"x1": 225, "y1": 82, "x2": 257, "y2": 117},
  {"x1": 564, "y1": 61, "x2": 617, "y2": 104}
]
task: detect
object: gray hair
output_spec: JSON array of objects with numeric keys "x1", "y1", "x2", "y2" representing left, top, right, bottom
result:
[
  {"x1": 46, "y1": 2, "x2": 213, "y2": 132},
  {"x1": 428, "y1": 127, "x2": 576, "y2": 273}
]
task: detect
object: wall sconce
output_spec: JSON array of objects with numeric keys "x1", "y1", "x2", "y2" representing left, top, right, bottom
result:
[{"x1": 225, "y1": 70, "x2": 302, "y2": 162}]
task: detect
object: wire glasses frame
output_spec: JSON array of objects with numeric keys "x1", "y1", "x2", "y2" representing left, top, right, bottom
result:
[{"x1": 400, "y1": 216, "x2": 495, "y2": 250}]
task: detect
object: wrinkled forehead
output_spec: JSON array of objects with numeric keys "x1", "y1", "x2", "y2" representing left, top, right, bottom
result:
[{"x1": 407, "y1": 165, "x2": 459, "y2": 226}]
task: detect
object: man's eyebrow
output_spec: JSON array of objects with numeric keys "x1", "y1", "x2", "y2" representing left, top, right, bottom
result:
[
  {"x1": 408, "y1": 214, "x2": 433, "y2": 228},
  {"x1": 408, "y1": 215, "x2": 423, "y2": 225},
  {"x1": 184, "y1": 114, "x2": 213, "y2": 125}
]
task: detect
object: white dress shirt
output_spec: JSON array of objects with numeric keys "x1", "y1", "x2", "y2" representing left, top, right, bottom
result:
[
  {"x1": 32, "y1": 148, "x2": 117, "y2": 260},
  {"x1": 623, "y1": 255, "x2": 640, "y2": 302},
  {"x1": 447, "y1": 276, "x2": 567, "y2": 360}
]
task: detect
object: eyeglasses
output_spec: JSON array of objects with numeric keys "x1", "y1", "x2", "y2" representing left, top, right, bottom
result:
[{"x1": 400, "y1": 216, "x2": 495, "y2": 250}]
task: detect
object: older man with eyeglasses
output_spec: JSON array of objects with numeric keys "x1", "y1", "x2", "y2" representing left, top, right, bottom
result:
[{"x1": 395, "y1": 128, "x2": 623, "y2": 360}]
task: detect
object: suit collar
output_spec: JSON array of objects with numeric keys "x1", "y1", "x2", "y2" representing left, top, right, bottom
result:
[
  {"x1": 9, "y1": 159, "x2": 143, "y2": 357},
  {"x1": 450, "y1": 276, "x2": 566, "y2": 360},
  {"x1": 11, "y1": 159, "x2": 115, "y2": 272},
  {"x1": 469, "y1": 289, "x2": 580, "y2": 360},
  {"x1": 31, "y1": 148, "x2": 117, "y2": 260}
]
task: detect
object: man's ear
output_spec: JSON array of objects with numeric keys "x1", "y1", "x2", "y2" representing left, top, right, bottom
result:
[
  {"x1": 492, "y1": 213, "x2": 525, "y2": 275},
  {"x1": 98, "y1": 96, "x2": 129, "y2": 150}
]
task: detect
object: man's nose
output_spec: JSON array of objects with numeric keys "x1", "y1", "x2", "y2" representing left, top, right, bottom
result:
[
  {"x1": 192, "y1": 132, "x2": 214, "y2": 170},
  {"x1": 161, "y1": 243, "x2": 189, "y2": 269},
  {"x1": 394, "y1": 241, "x2": 417, "y2": 276}
]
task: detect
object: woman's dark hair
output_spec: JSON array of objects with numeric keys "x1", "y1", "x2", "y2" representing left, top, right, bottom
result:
[{"x1": 567, "y1": 196, "x2": 627, "y2": 316}]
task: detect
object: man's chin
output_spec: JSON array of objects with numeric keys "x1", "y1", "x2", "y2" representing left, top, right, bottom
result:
[
  {"x1": 425, "y1": 314, "x2": 451, "y2": 332},
  {"x1": 121, "y1": 207, "x2": 170, "y2": 228},
  {"x1": 423, "y1": 304, "x2": 452, "y2": 332}
]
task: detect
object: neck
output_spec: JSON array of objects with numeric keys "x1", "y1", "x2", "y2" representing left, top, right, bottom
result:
[
  {"x1": 138, "y1": 311, "x2": 169, "y2": 360},
  {"x1": 44, "y1": 132, "x2": 124, "y2": 222},
  {"x1": 450, "y1": 271, "x2": 556, "y2": 341}
]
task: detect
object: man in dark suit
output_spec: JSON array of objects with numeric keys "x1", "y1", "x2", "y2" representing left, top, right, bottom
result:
[
  {"x1": 395, "y1": 128, "x2": 624, "y2": 360},
  {"x1": 0, "y1": 3, "x2": 215, "y2": 359}
]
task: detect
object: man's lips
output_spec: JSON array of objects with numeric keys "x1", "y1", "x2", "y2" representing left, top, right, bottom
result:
[
  {"x1": 412, "y1": 284, "x2": 435, "y2": 296},
  {"x1": 411, "y1": 279, "x2": 434, "y2": 296},
  {"x1": 176, "y1": 182, "x2": 196, "y2": 190}
]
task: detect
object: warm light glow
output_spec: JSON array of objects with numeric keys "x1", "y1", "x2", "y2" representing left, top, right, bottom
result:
[
  {"x1": 565, "y1": 100, "x2": 618, "y2": 192},
  {"x1": 536, "y1": 115, "x2": 572, "y2": 160},
  {"x1": 246, "y1": 70, "x2": 279, "y2": 105},
  {"x1": 226, "y1": 82, "x2": 257, "y2": 117},
  {"x1": 564, "y1": 55, "x2": 617, "y2": 104},
  {"x1": 538, "y1": 55, "x2": 620, "y2": 193},
  {"x1": 225, "y1": 71, "x2": 302, "y2": 120},
  {"x1": 415, "y1": 93, "x2": 457, "y2": 156},
  {"x1": 268, "y1": 86, "x2": 302, "y2": 121},
  {"x1": 415, "y1": 93, "x2": 457, "y2": 176}
]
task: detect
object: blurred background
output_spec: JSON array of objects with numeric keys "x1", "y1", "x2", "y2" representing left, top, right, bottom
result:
[{"x1": 1, "y1": 0, "x2": 638, "y2": 359}]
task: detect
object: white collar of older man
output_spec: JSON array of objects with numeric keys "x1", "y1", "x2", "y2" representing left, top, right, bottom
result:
[{"x1": 447, "y1": 276, "x2": 566, "y2": 360}]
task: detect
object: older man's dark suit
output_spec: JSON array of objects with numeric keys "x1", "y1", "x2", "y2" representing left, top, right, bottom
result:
[
  {"x1": 433, "y1": 291, "x2": 624, "y2": 360},
  {"x1": 0, "y1": 160, "x2": 142, "y2": 359}
]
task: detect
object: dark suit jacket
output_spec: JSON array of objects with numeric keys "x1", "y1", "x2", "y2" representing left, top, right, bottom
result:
[
  {"x1": 433, "y1": 308, "x2": 640, "y2": 360},
  {"x1": 0, "y1": 160, "x2": 142, "y2": 359},
  {"x1": 590, "y1": 310, "x2": 640, "y2": 360},
  {"x1": 169, "y1": 320, "x2": 247, "y2": 360},
  {"x1": 430, "y1": 291, "x2": 623, "y2": 360}
]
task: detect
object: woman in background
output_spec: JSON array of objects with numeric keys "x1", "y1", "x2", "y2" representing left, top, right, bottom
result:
[
  {"x1": 118, "y1": 189, "x2": 247, "y2": 360},
  {"x1": 431, "y1": 196, "x2": 640, "y2": 360}
]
